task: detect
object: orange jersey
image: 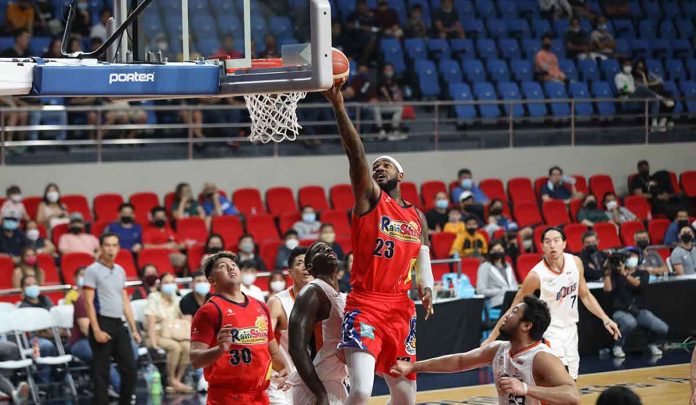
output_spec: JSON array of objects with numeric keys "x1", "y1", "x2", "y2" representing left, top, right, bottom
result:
[{"x1": 350, "y1": 191, "x2": 423, "y2": 293}]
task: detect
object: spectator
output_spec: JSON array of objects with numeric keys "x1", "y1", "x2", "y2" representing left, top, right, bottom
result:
[
  {"x1": 5, "y1": 1, "x2": 35, "y2": 33},
  {"x1": 1, "y1": 185, "x2": 28, "y2": 221},
  {"x1": 58, "y1": 212, "x2": 99, "y2": 256},
  {"x1": 204, "y1": 234, "x2": 225, "y2": 256},
  {"x1": 25, "y1": 220, "x2": 56, "y2": 255},
  {"x1": 179, "y1": 271, "x2": 211, "y2": 320},
  {"x1": 200, "y1": 183, "x2": 239, "y2": 217},
  {"x1": 375, "y1": 63, "x2": 407, "y2": 141},
  {"x1": 36, "y1": 183, "x2": 68, "y2": 231},
  {"x1": 634, "y1": 59, "x2": 676, "y2": 132},
  {"x1": 239, "y1": 260, "x2": 265, "y2": 301},
  {"x1": 538, "y1": 0, "x2": 572, "y2": 19},
  {"x1": 664, "y1": 209, "x2": 690, "y2": 247},
  {"x1": 318, "y1": 223, "x2": 345, "y2": 260},
  {"x1": 577, "y1": 194, "x2": 611, "y2": 227},
  {"x1": 28, "y1": 97, "x2": 68, "y2": 142},
  {"x1": 452, "y1": 168, "x2": 488, "y2": 205},
  {"x1": 579, "y1": 230, "x2": 608, "y2": 281},
  {"x1": 258, "y1": 34, "x2": 279, "y2": 59},
  {"x1": 346, "y1": 0, "x2": 378, "y2": 64},
  {"x1": 19, "y1": 274, "x2": 52, "y2": 310},
  {"x1": 404, "y1": 4, "x2": 428, "y2": 38},
  {"x1": 476, "y1": 240, "x2": 518, "y2": 309},
  {"x1": 501, "y1": 222, "x2": 522, "y2": 263},
  {"x1": 90, "y1": 8, "x2": 111, "y2": 42},
  {"x1": 600, "y1": 0, "x2": 629, "y2": 18},
  {"x1": 144, "y1": 272, "x2": 194, "y2": 394},
  {"x1": 631, "y1": 161, "x2": 689, "y2": 219},
  {"x1": 603, "y1": 192, "x2": 636, "y2": 224},
  {"x1": 342, "y1": 63, "x2": 378, "y2": 104},
  {"x1": 426, "y1": 191, "x2": 450, "y2": 232},
  {"x1": 634, "y1": 230, "x2": 668, "y2": 276},
  {"x1": 142, "y1": 206, "x2": 187, "y2": 269},
  {"x1": 458, "y1": 191, "x2": 484, "y2": 225},
  {"x1": 267, "y1": 271, "x2": 287, "y2": 299},
  {"x1": 615, "y1": 59, "x2": 663, "y2": 131},
  {"x1": 374, "y1": 0, "x2": 403, "y2": 38},
  {"x1": 102, "y1": 99, "x2": 148, "y2": 140},
  {"x1": 276, "y1": 230, "x2": 300, "y2": 269},
  {"x1": 212, "y1": 34, "x2": 243, "y2": 59},
  {"x1": 64, "y1": 266, "x2": 85, "y2": 305},
  {"x1": 172, "y1": 182, "x2": 205, "y2": 221},
  {"x1": 591, "y1": 15, "x2": 616, "y2": 59},
  {"x1": 604, "y1": 247, "x2": 668, "y2": 358},
  {"x1": 450, "y1": 215, "x2": 488, "y2": 258},
  {"x1": 0, "y1": 214, "x2": 27, "y2": 259},
  {"x1": 67, "y1": 0, "x2": 91, "y2": 37},
  {"x1": 484, "y1": 198, "x2": 510, "y2": 236},
  {"x1": 432, "y1": 0, "x2": 465, "y2": 39},
  {"x1": 535, "y1": 34, "x2": 566, "y2": 82},
  {"x1": 0, "y1": 97, "x2": 29, "y2": 146},
  {"x1": 629, "y1": 160, "x2": 655, "y2": 198},
  {"x1": 339, "y1": 252, "x2": 353, "y2": 293},
  {"x1": 34, "y1": 0, "x2": 61, "y2": 35},
  {"x1": 43, "y1": 37, "x2": 62, "y2": 58},
  {"x1": 569, "y1": 0, "x2": 596, "y2": 20},
  {"x1": 237, "y1": 234, "x2": 267, "y2": 270},
  {"x1": 293, "y1": 206, "x2": 322, "y2": 240},
  {"x1": 541, "y1": 166, "x2": 583, "y2": 203},
  {"x1": 443, "y1": 208, "x2": 465, "y2": 235},
  {"x1": 564, "y1": 17, "x2": 591, "y2": 60},
  {"x1": 131, "y1": 264, "x2": 160, "y2": 301},
  {"x1": 671, "y1": 226, "x2": 696, "y2": 275},
  {"x1": 331, "y1": 21, "x2": 347, "y2": 52},
  {"x1": 105, "y1": 203, "x2": 143, "y2": 253},
  {"x1": 12, "y1": 246, "x2": 46, "y2": 288},
  {"x1": 0, "y1": 29, "x2": 31, "y2": 58}
]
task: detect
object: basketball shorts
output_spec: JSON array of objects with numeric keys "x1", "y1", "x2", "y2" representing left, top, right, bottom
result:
[
  {"x1": 544, "y1": 323, "x2": 579, "y2": 379},
  {"x1": 337, "y1": 288, "x2": 417, "y2": 380},
  {"x1": 291, "y1": 380, "x2": 348, "y2": 405},
  {"x1": 266, "y1": 379, "x2": 291, "y2": 405},
  {"x1": 207, "y1": 388, "x2": 269, "y2": 405}
]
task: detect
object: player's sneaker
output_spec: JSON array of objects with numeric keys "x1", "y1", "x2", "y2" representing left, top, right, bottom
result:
[
  {"x1": 612, "y1": 345, "x2": 626, "y2": 358},
  {"x1": 648, "y1": 344, "x2": 663, "y2": 357}
]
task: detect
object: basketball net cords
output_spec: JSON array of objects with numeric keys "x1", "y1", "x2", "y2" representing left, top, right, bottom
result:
[{"x1": 244, "y1": 92, "x2": 307, "y2": 144}]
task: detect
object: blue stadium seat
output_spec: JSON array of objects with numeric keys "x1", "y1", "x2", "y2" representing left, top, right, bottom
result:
[
  {"x1": 415, "y1": 60, "x2": 441, "y2": 98},
  {"x1": 510, "y1": 59, "x2": 533, "y2": 82},
  {"x1": 627, "y1": 1, "x2": 643, "y2": 19},
  {"x1": 531, "y1": 19, "x2": 552, "y2": 38},
  {"x1": 614, "y1": 39, "x2": 631, "y2": 57},
  {"x1": 686, "y1": 59, "x2": 696, "y2": 80},
  {"x1": 642, "y1": 1, "x2": 662, "y2": 19},
  {"x1": 578, "y1": 59, "x2": 600, "y2": 82},
  {"x1": 684, "y1": 1, "x2": 696, "y2": 17},
  {"x1": 521, "y1": 39, "x2": 540, "y2": 59},
  {"x1": 269, "y1": 16, "x2": 295, "y2": 40},
  {"x1": 30, "y1": 36, "x2": 51, "y2": 56},
  {"x1": 521, "y1": 81, "x2": 548, "y2": 118},
  {"x1": 630, "y1": 39, "x2": 650, "y2": 58},
  {"x1": 486, "y1": 59, "x2": 510, "y2": 82},
  {"x1": 659, "y1": 20, "x2": 677, "y2": 39},
  {"x1": 338, "y1": 0, "x2": 356, "y2": 21},
  {"x1": 387, "y1": 0, "x2": 408, "y2": 24},
  {"x1": 665, "y1": 59, "x2": 686, "y2": 82},
  {"x1": 410, "y1": 0, "x2": 432, "y2": 22},
  {"x1": 600, "y1": 59, "x2": 620, "y2": 81},
  {"x1": 455, "y1": 0, "x2": 475, "y2": 16},
  {"x1": 568, "y1": 82, "x2": 594, "y2": 117},
  {"x1": 197, "y1": 39, "x2": 219, "y2": 57},
  {"x1": 507, "y1": 19, "x2": 531, "y2": 39},
  {"x1": 558, "y1": 59, "x2": 578, "y2": 82},
  {"x1": 645, "y1": 59, "x2": 665, "y2": 79},
  {"x1": 498, "y1": 38, "x2": 521, "y2": 59},
  {"x1": 475, "y1": 0, "x2": 497, "y2": 18},
  {"x1": 449, "y1": 83, "x2": 476, "y2": 120},
  {"x1": 210, "y1": 0, "x2": 237, "y2": 14},
  {"x1": 649, "y1": 39, "x2": 670, "y2": 59},
  {"x1": 189, "y1": 0, "x2": 211, "y2": 17},
  {"x1": 451, "y1": 39, "x2": 475, "y2": 57},
  {"x1": 426, "y1": 38, "x2": 452, "y2": 60},
  {"x1": 404, "y1": 38, "x2": 428, "y2": 61},
  {"x1": 380, "y1": 38, "x2": 407, "y2": 74},
  {"x1": 662, "y1": 1, "x2": 681, "y2": 19},
  {"x1": 476, "y1": 39, "x2": 498, "y2": 59},
  {"x1": 496, "y1": 0, "x2": 518, "y2": 18},
  {"x1": 638, "y1": 20, "x2": 656, "y2": 39},
  {"x1": 462, "y1": 60, "x2": 486, "y2": 82},
  {"x1": 676, "y1": 19, "x2": 694, "y2": 39},
  {"x1": 553, "y1": 19, "x2": 570, "y2": 37},
  {"x1": 497, "y1": 81, "x2": 525, "y2": 117},
  {"x1": 550, "y1": 39, "x2": 565, "y2": 59},
  {"x1": 671, "y1": 39, "x2": 692, "y2": 59},
  {"x1": 473, "y1": 82, "x2": 501, "y2": 119},
  {"x1": 218, "y1": 14, "x2": 243, "y2": 35},
  {"x1": 680, "y1": 81, "x2": 696, "y2": 112},
  {"x1": 543, "y1": 81, "x2": 571, "y2": 117},
  {"x1": 439, "y1": 59, "x2": 464, "y2": 85},
  {"x1": 516, "y1": 0, "x2": 539, "y2": 18},
  {"x1": 164, "y1": 15, "x2": 183, "y2": 37},
  {"x1": 662, "y1": 81, "x2": 683, "y2": 114},
  {"x1": 613, "y1": 20, "x2": 636, "y2": 39},
  {"x1": 191, "y1": 15, "x2": 218, "y2": 39},
  {"x1": 462, "y1": 18, "x2": 486, "y2": 38},
  {"x1": 487, "y1": 18, "x2": 508, "y2": 39},
  {"x1": 591, "y1": 81, "x2": 617, "y2": 117}
]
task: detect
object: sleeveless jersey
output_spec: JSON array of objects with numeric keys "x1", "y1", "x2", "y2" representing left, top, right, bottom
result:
[
  {"x1": 351, "y1": 191, "x2": 423, "y2": 293},
  {"x1": 273, "y1": 287, "x2": 296, "y2": 372},
  {"x1": 492, "y1": 340, "x2": 555, "y2": 405},
  {"x1": 530, "y1": 253, "x2": 580, "y2": 327}
]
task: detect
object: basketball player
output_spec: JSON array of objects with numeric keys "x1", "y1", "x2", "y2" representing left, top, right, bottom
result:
[
  {"x1": 483, "y1": 227, "x2": 621, "y2": 379},
  {"x1": 266, "y1": 247, "x2": 310, "y2": 404},
  {"x1": 190, "y1": 251, "x2": 289, "y2": 405},
  {"x1": 324, "y1": 84, "x2": 434, "y2": 405},
  {"x1": 390, "y1": 295, "x2": 580, "y2": 405},
  {"x1": 287, "y1": 242, "x2": 348, "y2": 405}
]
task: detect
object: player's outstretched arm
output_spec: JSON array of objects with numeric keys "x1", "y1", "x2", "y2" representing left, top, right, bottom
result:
[
  {"x1": 575, "y1": 257, "x2": 620, "y2": 340},
  {"x1": 416, "y1": 209, "x2": 434, "y2": 319},
  {"x1": 390, "y1": 344, "x2": 498, "y2": 376},
  {"x1": 510, "y1": 351, "x2": 579, "y2": 405},
  {"x1": 482, "y1": 272, "x2": 541, "y2": 346},
  {"x1": 323, "y1": 84, "x2": 379, "y2": 215}
]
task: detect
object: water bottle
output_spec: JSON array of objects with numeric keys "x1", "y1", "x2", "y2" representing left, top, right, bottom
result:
[{"x1": 146, "y1": 364, "x2": 162, "y2": 396}]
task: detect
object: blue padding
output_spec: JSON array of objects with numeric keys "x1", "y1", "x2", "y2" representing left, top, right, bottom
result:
[{"x1": 32, "y1": 63, "x2": 220, "y2": 96}]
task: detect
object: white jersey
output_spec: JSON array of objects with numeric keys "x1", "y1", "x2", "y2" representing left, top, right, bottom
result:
[
  {"x1": 275, "y1": 287, "x2": 297, "y2": 372},
  {"x1": 530, "y1": 253, "x2": 580, "y2": 327},
  {"x1": 492, "y1": 340, "x2": 555, "y2": 405}
]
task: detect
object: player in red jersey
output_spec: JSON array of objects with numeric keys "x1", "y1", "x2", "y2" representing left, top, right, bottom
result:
[
  {"x1": 190, "y1": 251, "x2": 289, "y2": 405},
  {"x1": 324, "y1": 84, "x2": 434, "y2": 405}
]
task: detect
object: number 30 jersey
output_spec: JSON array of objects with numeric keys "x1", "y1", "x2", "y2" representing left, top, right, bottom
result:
[
  {"x1": 350, "y1": 191, "x2": 423, "y2": 294},
  {"x1": 530, "y1": 253, "x2": 580, "y2": 327}
]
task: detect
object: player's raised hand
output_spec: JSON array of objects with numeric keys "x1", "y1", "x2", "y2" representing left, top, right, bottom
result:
[
  {"x1": 217, "y1": 324, "x2": 233, "y2": 351},
  {"x1": 322, "y1": 82, "x2": 344, "y2": 107},
  {"x1": 603, "y1": 318, "x2": 621, "y2": 340},
  {"x1": 389, "y1": 360, "x2": 415, "y2": 377},
  {"x1": 497, "y1": 377, "x2": 527, "y2": 397},
  {"x1": 418, "y1": 284, "x2": 434, "y2": 320}
]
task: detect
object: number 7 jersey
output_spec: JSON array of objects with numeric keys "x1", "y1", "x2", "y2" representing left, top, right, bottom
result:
[
  {"x1": 350, "y1": 191, "x2": 423, "y2": 294},
  {"x1": 530, "y1": 253, "x2": 580, "y2": 327}
]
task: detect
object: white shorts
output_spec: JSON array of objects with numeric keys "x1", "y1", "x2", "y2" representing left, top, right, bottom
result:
[
  {"x1": 544, "y1": 323, "x2": 579, "y2": 379},
  {"x1": 267, "y1": 379, "x2": 291, "y2": 405},
  {"x1": 291, "y1": 380, "x2": 348, "y2": 405}
]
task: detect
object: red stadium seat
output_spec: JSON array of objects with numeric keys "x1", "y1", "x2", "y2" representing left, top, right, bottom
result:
[
  {"x1": 401, "y1": 182, "x2": 421, "y2": 208},
  {"x1": 115, "y1": 250, "x2": 138, "y2": 280},
  {"x1": 623, "y1": 195, "x2": 651, "y2": 221},
  {"x1": 246, "y1": 214, "x2": 280, "y2": 243},
  {"x1": 534, "y1": 177, "x2": 548, "y2": 198},
  {"x1": 93, "y1": 193, "x2": 124, "y2": 222},
  {"x1": 460, "y1": 257, "x2": 480, "y2": 286},
  {"x1": 0, "y1": 255, "x2": 15, "y2": 289},
  {"x1": 432, "y1": 263, "x2": 450, "y2": 281},
  {"x1": 164, "y1": 192, "x2": 175, "y2": 213},
  {"x1": 130, "y1": 192, "x2": 160, "y2": 224},
  {"x1": 668, "y1": 171, "x2": 680, "y2": 194},
  {"x1": 298, "y1": 186, "x2": 330, "y2": 212},
  {"x1": 620, "y1": 221, "x2": 645, "y2": 246},
  {"x1": 431, "y1": 232, "x2": 456, "y2": 259},
  {"x1": 90, "y1": 220, "x2": 110, "y2": 237},
  {"x1": 648, "y1": 219, "x2": 670, "y2": 245},
  {"x1": 594, "y1": 222, "x2": 622, "y2": 250},
  {"x1": 0, "y1": 198, "x2": 4, "y2": 209},
  {"x1": 479, "y1": 178, "x2": 507, "y2": 202},
  {"x1": 569, "y1": 198, "x2": 583, "y2": 221},
  {"x1": 233, "y1": 188, "x2": 266, "y2": 216},
  {"x1": 515, "y1": 253, "x2": 541, "y2": 281},
  {"x1": 266, "y1": 187, "x2": 298, "y2": 216},
  {"x1": 329, "y1": 184, "x2": 354, "y2": 212},
  {"x1": 23, "y1": 196, "x2": 43, "y2": 221},
  {"x1": 260, "y1": 240, "x2": 284, "y2": 271},
  {"x1": 176, "y1": 217, "x2": 208, "y2": 246},
  {"x1": 320, "y1": 210, "x2": 351, "y2": 238},
  {"x1": 278, "y1": 211, "x2": 301, "y2": 235},
  {"x1": 564, "y1": 223, "x2": 589, "y2": 253},
  {"x1": 37, "y1": 253, "x2": 61, "y2": 285},
  {"x1": 52, "y1": 223, "x2": 69, "y2": 245},
  {"x1": 571, "y1": 175, "x2": 588, "y2": 195},
  {"x1": 681, "y1": 170, "x2": 696, "y2": 197},
  {"x1": 421, "y1": 181, "x2": 447, "y2": 209},
  {"x1": 211, "y1": 216, "x2": 244, "y2": 248},
  {"x1": 187, "y1": 244, "x2": 205, "y2": 273},
  {"x1": 61, "y1": 252, "x2": 94, "y2": 285},
  {"x1": 589, "y1": 174, "x2": 616, "y2": 203},
  {"x1": 655, "y1": 247, "x2": 670, "y2": 262},
  {"x1": 507, "y1": 177, "x2": 536, "y2": 205},
  {"x1": 542, "y1": 200, "x2": 571, "y2": 226},
  {"x1": 63, "y1": 194, "x2": 92, "y2": 222},
  {"x1": 513, "y1": 201, "x2": 543, "y2": 228},
  {"x1": 139, "y1": 248, "x2": 175, "y2": 275}
]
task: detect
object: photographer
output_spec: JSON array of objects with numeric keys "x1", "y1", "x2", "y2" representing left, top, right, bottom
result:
[{"x1": 604, "y1": 247, "x2": 668, "y2": 358}]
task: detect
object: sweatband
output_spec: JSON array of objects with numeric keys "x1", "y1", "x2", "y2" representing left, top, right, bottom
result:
[
  {"x1": 417, "y1": 245, "x2": 434, "y2": 291},
  {"x1": 372, "y1": 155, "x2": 404, "y2": 174}
]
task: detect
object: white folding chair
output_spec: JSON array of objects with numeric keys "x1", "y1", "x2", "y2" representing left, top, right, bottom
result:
[
  {"x1": 0, "y1": 302, "x2": 17, "y2": 313},
  {"x1": 0, "y1": 312, "x2": 37, "y2": 403},
  {"x1": 130, "y1": 299, "x2": 148, "y2": 325},
  {"x1": 49, "y1": 305, "x2": 75, "y2": 330}
]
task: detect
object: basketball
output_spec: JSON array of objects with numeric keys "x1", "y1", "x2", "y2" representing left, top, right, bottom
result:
[{"x1": 332, "y1": 48, "x2": 350, "y2": 86}]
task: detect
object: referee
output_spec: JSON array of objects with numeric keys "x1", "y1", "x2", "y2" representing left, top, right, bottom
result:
[{"x1": 83, "y1": 232, "x2": 142, "y2": 404}]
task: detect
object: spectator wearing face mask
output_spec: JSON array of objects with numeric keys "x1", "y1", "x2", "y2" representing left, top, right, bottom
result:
[
  {"x1": 500, "y1": 222, "x2": 522, "y2": 264},
  {"x1": 142, "y1": 206, "x2": 187, "y2": 269},
  {"x1": 476, "y1": 240, "x2": 518, "y2": 309},
  {"x1": 237, "y1": 234, "x2": 267, "y2": 270},
  {"x1": 664, "y1": 209, "x2": 690, "y2": 247},
  {"x1": 432, "y1": 0, "x2": 465, "y2": 39},
  {"x1": 131, "y1": 264, "x2": 160, "y2": 300},
  {"x1": 630, "y1": 161, "x2": 690, "y2": 219},
  {"x1": 36, "y1": 183, "x2": 69, "y2": 231},
  {"x1": 484, "y1": 199, "x2": 511, "y2": 237},
  {"x1": 64, "y1": 266, "x2": 86, "y2": 305},
  {"x1": 375, "y1": 63, "x2": 407, "y2": 141},
  {"x1": 267, "y1": 272, "x2": 287, "y2": 299},
  {"x1": 293, "y1": 206, "x2": 322, "y2": 240},
  {"x1": 578, "y1": 231, "x2": 608, "y2": 282},
  {"x1": 535, "y1": 34, "x2": 566, "y2": 82},
  {"x1": 200, "y1": 183, "x2": 239, "y2": 218},
  {"x1": 172, "y1": 183, "x2": 205, "y2": 221},
  {"x1": 450, "y1": 215, "x2": 488, "y2": 259},
  {"x1": 105, "y1": 203, "x2": 143, "y2": 253},
  {"x1": 603, "y1": 192, "x2": 636, "y2": 224},
  {"x1": 591, "y1": 15, "x2": 616, "y2": 59},
  {"x1": 458, "y1": 192, "x2": 484, "y2": 225},
  {"x1": 577, "y1": 195, "x2": 611, "y2": 227},
  {"x1": 58, "y1": 213, "x2": 99, "y2": 256},
  {"x1": 633, "y1": 230, "x2": 668, "y2": 276},
  {"x1": 564, "y1": 17, "x2": 592, "y2": 60},
  {"x1": 276, "y1": 230, "x2": 300, "y2": 269},
  {"x1": 671, "y1": 226, "x2": 696, "y2": 275},
  {"x1": 541, "y1": 166, "x2": 583, "y2": 203},
  {"x1": 24, "y1": 220, "x2": 56, "y2": 255},
  {"x1": 318, "y1": 223, "x2": 345, "y2": 260},
  {"x1": 1, "y1": 185, "x2": 29, "y2": 222},
  {"x1": 0, "y1": 214, "x2": 27, "y2": 259},
  {"x1": 615, "y1": 59, "x2": 664, "y2": 132},
  {"x1": 426, "y1": 192, "x2": 450, "y2": 232},
  {"x1": 12, "y1": 247, "x2": 46, "y2": 288},
  {"x1": 239, "y1": 260, "x2": 265, "y2": 301},
  {"x1": 451, "y1": 168, "x2": 488, "y2": 205}
]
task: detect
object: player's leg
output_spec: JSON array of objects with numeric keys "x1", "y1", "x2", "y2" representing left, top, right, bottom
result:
[
  {"x1": 383, "y1": 374, "x2": 416, "y2": 405},
  {"x1": 543, "y1": 325, "x2": 569, "y2": 370},
  {"x1": 565, "y1": 326, "x2": 580, "y2": 380},
  {"x1": 345, "y1": 348, "x2": 377, "y2": 405}
]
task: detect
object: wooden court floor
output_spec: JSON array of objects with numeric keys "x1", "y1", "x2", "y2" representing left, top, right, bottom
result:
[{"x1": 368, "y1": 364, "x2": 691, "y2": 404}]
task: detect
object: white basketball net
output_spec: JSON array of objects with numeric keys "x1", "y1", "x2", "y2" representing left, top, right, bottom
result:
[{"x1": 243, "y1": 92, "x2": 307, "y2": 143}]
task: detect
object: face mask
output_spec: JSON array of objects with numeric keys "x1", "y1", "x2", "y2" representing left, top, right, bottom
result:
[
  {"x1": 3, "y1": 220, "x2": 18, "y2": 231},
  {"x1": 302, "y1": 212, "x2": 316, "y2": 223},
  {"x1": 571, "y1": 26, "x2": 580, "y2": 32},
  {"x1": 598, "y1": 24, "x2": 607, "y2": 30},
  {"x1": 681, "y1": 234, "x2": 694, "y2": 243},
  {"x1": 384, "y1": 71, "x2": 394, "y2": 79},
  {"x1": 285, "y1": 238, "x2": 299, "y2": 250},
  {"x1": 10, "y1": 194, "x2": 21, "y2": 203},
  {"x1": 161, "y1": 283, "x2": 177, "y2": 296},
  {"x1": 24, "y1": 285, "x2": 40, "y2": 299},
  {"x1": 24, "y1": 256, "x2": 37, "y2": 266},
  {"x1": 206, "y1": 246, "x2": 223, "y2": 254},
  {"x1": 26, "y1": 229, "x2": 40, "y2": 241},
  {"x1": 585, "y1": 244, "x2": 597, "y2": 254},
  {"x1": 623, "y1": 66, "x2": 632, "y2": 74},
  {"x1": 76, "y1": 276, "x2": 84, "y2": 288},
  {"x1": 606, "y1": 200, "x2": 618, "y2": 211},
  {"x1": 153, "y1": 219, "x2": 166, "y2": 228},
  {"x1": 625, "y1": 257, "x2": 639, "y2": 269},
  {"x1": 488, "y1": 251, "x2": 504, "y2": 262},
  {"x1": 69, "y1": 226, "x2": 82, "y2": 234},
  {"x1": 241, "y1": 273, "x2": 257, "y2": 286},
  {"x1": 585, "y1": 201, "x2": 597, "y2": 210},
  {"x1": 46, "y1": 191, "x2": 60, "y2": 203},
  {"x1": 460, "y1": 179, "x2": 473, "y2": 190},
  {"x1": 489, "y1": 206, "x2": 502, "y2": 215},
  {"x1": 677, "y1": 220, "x2": 689, "y2": 229},
  {"x1": 636, "y1": 240, "x2": 649, "y2": 250},
  {"x1": 466, "y1": 227, "x2": 477, "y2": 235},
  {"x1": 121, "y1": 216, "x2": 134, "y2": 224},
  {"x1": 321, "y1": 232, "x2": 336, "y2": 244},
  {"x1": 194, "y1": 282, "x2": 211, "y2": 296},
  {"x1": 639, "y1": 169, "x2": 649, "y2": 177},
  {"x1": 156, "y1": 41, "x2": 168, "y2": 52},
  {"x1": 270, "y1": 280, "x2": 286, "y2": 292},
  {"x1": 435, "y1": 199, "x2": 449, "y2": 210},
  {"x1": 542, "y1": 43, "x2": 551, "y2": 50},
  {"x1": 239, "y1": 241, "x2": 254, "y2": 253},
  {"x1": 77, "y1": 2, "x2": 88, "y2": 11},
  {"x1": 144, "y1": 274, "x2": 159, "y2": 287}
]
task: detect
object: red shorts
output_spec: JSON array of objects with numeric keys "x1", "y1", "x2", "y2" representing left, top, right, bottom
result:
[
  {"x1": 207, "y1": 388, "x2": 268, "y2": 405},
  {"x1": 338, "y1": 288, "x2": 417, "y2": 380}
]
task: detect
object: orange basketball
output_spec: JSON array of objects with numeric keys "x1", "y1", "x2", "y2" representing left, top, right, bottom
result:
[{"x1": 332, "y1": 48, "x2": 350, "y2": 86}]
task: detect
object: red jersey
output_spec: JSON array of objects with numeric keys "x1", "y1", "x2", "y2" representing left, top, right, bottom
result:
[
  {"x1": 350, "y1": 191, "x2": 423, "y2": 293},
  {"x1": 191, "y1": 293, "x2": 274, "y2": 400}
]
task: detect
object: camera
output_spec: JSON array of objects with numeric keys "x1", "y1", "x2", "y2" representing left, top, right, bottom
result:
[{"x1": 606, "y1": 249, "x2": 628, "y2": 270}]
